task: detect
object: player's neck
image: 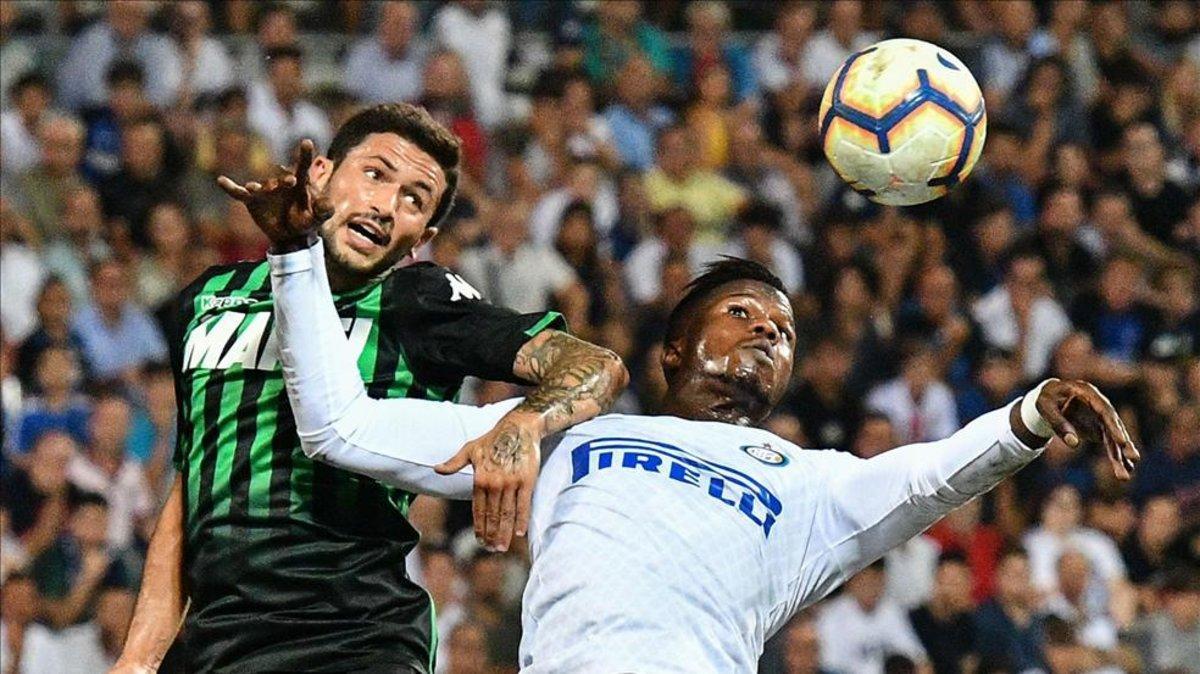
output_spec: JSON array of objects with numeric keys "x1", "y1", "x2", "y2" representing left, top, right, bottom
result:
[{"x1": 660, "y1": 379, "x2": 768, "y2": 427}]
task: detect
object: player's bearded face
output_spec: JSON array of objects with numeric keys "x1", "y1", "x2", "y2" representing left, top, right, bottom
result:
[
  {"x1": 676, "y1": 281, "x2": 796, "y2": 413},
  {"x1": 310, "y1": 133, "x2": 444, "y2": 280}
]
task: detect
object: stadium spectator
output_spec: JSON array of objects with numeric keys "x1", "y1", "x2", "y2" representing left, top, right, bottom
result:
[
  {"x1": 344, "y1": 0, "x2": 428, "y2": 105},
  {"x1": 866, "y1": 343, "x2": 959, "y2": 444},
  {"x1": 726, "y1": 201, "x2": 804, "y2": 293},
  {"x1": 972, "y1": 246, "x2": 1072, "y2": 380},
  {"x1": 553, "y1": 201, "x2": 628, "y2": 343},
  {"x1": 80, "y1": 59, "x2": 155, "y2": 192},
  {"x1": 13, "y1": 347, "x2": 89, "y2": 455},
  {"x1": 1031, "y1": 183, "x2": 1099, "y2": 302},
  {"x1": 645, "y1": 125, "x2": 746, "y2": 243},
  {"x1": 580, "y1": 1, "x2": 671, "y2": 86},
  {"x1": 724, "y1": 118, "x2": 812, "y2": 245},
  {"x1": 529, "y1": 160, "x2": 618, "y2": 250},
  {"x1": 1143, "y1": 265, "x2": 1199, "y2": 363},
  {"x1": 1042, "y1": 548, "x2": 1120, "y2": 651},
  {"x1": 432, "y1": 0, "x2": 512, "y2": 130},
  {"x1": 558, "y1": 74, "x2": 621, "y2": 172},
  {"x1": 0, "y1": 572, "x2": 47, "y2": 674},
  {"x1": 980, "y1": 0, "x2": 1053, "y2": 109},
  {"x1": 816, "y1": 560, "x2": 927, "y2": 674},
  {"x1": 928, "y1": 497, "x2": 1005, "y2": 603},
  {"x1": 29, "y1": 493, "x2": 130, "y2": 671},
  {"x1": 1132, "y1": 403, "x2": 1200, "y2": 503},
  {"x1": 72, "y1": 259, "x2": 167, "y2": 384},
  {"x1": 1023, "y1": 485, "x2": 1130, "y2": 611},
  {"x1": 955, "y1": 347, "x2": 1022, "y2": 425},
  {"x1": 54, "y1": 0, "x2": 175, "y2": 111},
  {"x1": 897, "y1": 264, "x2": 984, "y2": 390},
  {"x1": 1070, "y1": 256, "x2": 1154, "y2": 363},
  {"x1": 10, "y1": 113, "x2": 86, "y2": 244},
  {"x1": 1129, "y1": 567, "x2": 1200, "y2": 673},
  {"x1": 1120, "y1": 495, "x2": 1182, "y2": 588},
  {"x1": 624, "y1": 206, "x2": 719, "y2": 305},
  {"x1": 96, "y1": 116, "x2": 184, "y2": 249},
  {"x1": 443, "y1": 619, "x2": 490, "y2": 674},
  {"x1": 233, "y1": 4, "x2": 299, "y2": 87},
  {"x1": 803, "y1": 0, "x2": 878, "y2": 89},
  {"x1": 1120, "y1": 122, "x2": 1194, "y2": 246},
  {"x1": 671, "y1": 1, "x2": 757, "y2": 105},
  {"x1": 67, "y1": 391, "x2": 151, "y2": 550},
  {"x1": 40, "y1": 184, "x2": 111, "y2": 307},
  {"x1": 1, "y1": 431, "x2": 76, "y2": 560},
  {"x1": 850, "y1": 412, "x2": 898, "y2": 460},
  {"x1": 774, "y1": 612, "x2": 828, "y2": 674},
  {"x1": 420, "y1": 50, "x2": 489, "y2": 183},
  {"x1": 246, "y1": 45, "x2": 332, "y2": 163},
  {"x1": 909, "y1": 554, "x2": 977, "y2": 674},
  {"x1": 602, "y1": 55, "x2": 675, "y2": 172},
  {"x1": 456, "y1": 202, "x2": 588, "y2": 328},
  {"x1": 13, "y1": 279, "x2": 87, "y2": 391},
  {"x1": 973, "y1": 546, "x2": 1047, "y2": 672},
  {"x1": 754, "y1": 2, "x2": 818, "y2": 96},
  {"x1": 785, "y1": 337, "x2": 860, "y2": 452},
  {"x1": 161, "y1": 0, "x2": 234, "y2": 110},
  {"x1": 1, "y1": 73, "x2": 51, "y2": 178},
  {"x1": 134, "y1": 202, "x2": 193, "y2": 312}
]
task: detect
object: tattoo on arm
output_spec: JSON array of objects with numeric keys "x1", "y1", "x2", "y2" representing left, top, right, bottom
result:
[{"x1": 511, "y1": 330, "x2": 627, "y2": 436}]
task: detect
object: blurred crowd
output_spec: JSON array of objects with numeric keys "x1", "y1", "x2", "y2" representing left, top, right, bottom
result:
[{"x1": 0, "y1": 1, "x2": 1198, "y2": 673}]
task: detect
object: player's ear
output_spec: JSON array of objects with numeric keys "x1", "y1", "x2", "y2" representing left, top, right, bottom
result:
[
  {"x1": 661, "y1": 339, "x2": 683, "y2": 376},
  {"x1": 411, "y1": 226, "x2": 438, "y2": 256},
  {"x1": 308, "y1": 155, "x2": 333, "y2": 193}
]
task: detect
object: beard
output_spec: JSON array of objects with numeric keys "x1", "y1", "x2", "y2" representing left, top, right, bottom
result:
[{"x1": 317, "y1": 203, "x2": 408, "y2": 286}]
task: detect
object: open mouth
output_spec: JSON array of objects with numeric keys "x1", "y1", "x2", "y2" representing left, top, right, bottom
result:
[{"x1": 347, "y1": 218, "x2": 388, "y2": 247}]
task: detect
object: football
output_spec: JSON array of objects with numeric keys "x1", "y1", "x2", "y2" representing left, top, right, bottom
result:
[{"x1": 818, "y1": 38, "x2": 987, "y2": 206}]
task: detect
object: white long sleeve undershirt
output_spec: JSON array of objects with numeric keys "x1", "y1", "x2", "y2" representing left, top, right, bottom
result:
[{"x1": 269, "y1": 241, "x2": 516, "y2": 499}]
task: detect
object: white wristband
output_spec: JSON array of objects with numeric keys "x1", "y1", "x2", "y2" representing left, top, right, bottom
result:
[{"x1": 1020, "y1": 379, "x2": 1056, "y2": 439}]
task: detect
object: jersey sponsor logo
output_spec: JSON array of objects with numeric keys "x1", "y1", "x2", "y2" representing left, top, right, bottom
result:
[
  {"x1": 199, "y1": 294, "x2": 256, "y2": 312},
  {"x1": 741, "y1": 443, "x2": 788, "y2": 466},
  {"x1": 570, "y1": 437, "x2": 784, "y2": 538},
  {"x1": 183, "y1": 312, "x2": 374, "y2": 371},
  {"x1": 445, "y1": 273, "x2": 482, "y2": 302}
]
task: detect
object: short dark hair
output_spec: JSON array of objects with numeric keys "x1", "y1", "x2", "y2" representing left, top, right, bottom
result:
[
  {"x1": 106, "y1": 60, "x2": 145, "y2": 88},
  {"x1": 664, "y1": 258, "x2": 787, "y2": 346},
  {"x1": 326, "y1": 103, "x2": 462, "y2": 229},
  {"x1": 9, "y1": 71, "x2": 50, "y2": 100}
]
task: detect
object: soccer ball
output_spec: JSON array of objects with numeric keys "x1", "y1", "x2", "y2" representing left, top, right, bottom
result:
[{"x1": 818, "y1": 38, "x2": 987, "y2": 206}]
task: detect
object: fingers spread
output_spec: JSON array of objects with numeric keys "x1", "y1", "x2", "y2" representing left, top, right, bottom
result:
[
  {"x1": 216, "y1": 175, "x2": 251, "y2": 200},
  {"x1": 1037, "y1": 394, "x2": 1080, "y2": 447}
]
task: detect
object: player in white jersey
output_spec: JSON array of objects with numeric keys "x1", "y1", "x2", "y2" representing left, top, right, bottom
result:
[{"x1": 267, "y1": 242, "x2": 1138, "y2": 674}]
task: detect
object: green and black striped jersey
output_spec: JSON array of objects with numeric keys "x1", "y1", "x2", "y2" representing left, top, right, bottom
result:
[{"x1": 165, "y1": 257, "x2": 562, "y2": 674}]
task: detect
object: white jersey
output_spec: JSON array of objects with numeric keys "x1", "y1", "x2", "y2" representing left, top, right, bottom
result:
[{"x1": 267, "y1": 244, "x2": 1047, "y2": 673}]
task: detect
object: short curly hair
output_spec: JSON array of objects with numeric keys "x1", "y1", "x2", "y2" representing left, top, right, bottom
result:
[{"x1": 326, "y1": 103, "x2": 462, "y2": 229}]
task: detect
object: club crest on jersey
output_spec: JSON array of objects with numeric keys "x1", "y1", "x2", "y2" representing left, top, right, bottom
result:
[{"x1": 741, "y1": 443, "x2": 788, "y2": 466}]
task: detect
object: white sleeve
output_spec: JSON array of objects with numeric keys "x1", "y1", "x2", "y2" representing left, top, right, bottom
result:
[
  {"x1": 811, "y1": 403, "x2": 1044, "y2": 582},
  {"x1": 268, "y1": 240, "x2": 520, "y2": 499}
]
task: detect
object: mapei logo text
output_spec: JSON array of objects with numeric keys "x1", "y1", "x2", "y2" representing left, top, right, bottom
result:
[
  {"x1": 183, "y1": 312, "x2": 374, "y2": 371},
  {"x1": 570, "y1": 437, "x2": 783, "y2": 538}
]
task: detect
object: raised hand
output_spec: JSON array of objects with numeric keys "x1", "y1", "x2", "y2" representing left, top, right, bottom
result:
[
  {"x1": 1034, "y1": 379, "x2": 1140, "y2": 481},
  {"x1": 217, "y1": 139, "x2": 321, "y2": 248}
]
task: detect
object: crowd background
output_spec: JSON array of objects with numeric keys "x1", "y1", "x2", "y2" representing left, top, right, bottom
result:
[{"x1": 0, "y1": 1, "x2": 1197, "y2": 672}]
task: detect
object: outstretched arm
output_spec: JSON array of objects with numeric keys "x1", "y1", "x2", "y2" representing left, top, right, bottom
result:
[
  {"x1": 810, "y1": 379, "x2": 1137, "y2": 591},
  {"x1": 270, "y1": 242, "x2": 521, "y2": 499}
]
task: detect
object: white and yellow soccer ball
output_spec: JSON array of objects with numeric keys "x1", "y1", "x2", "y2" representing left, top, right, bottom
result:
[{"x1": 818, "y1": 38, "x2": 987, "y2": 206}]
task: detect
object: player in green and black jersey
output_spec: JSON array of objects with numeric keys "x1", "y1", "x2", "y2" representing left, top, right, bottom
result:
[{"x1": 112, "y1": 104, "x2": 626, "y2": 674}]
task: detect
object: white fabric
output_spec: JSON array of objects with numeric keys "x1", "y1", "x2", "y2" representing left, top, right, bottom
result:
[
  {"x1": 0, "y1": 110, "x2": 41, "y2": 177},
  {"x1": 1020, "y1": 379, "x2": 1055, "y2": 438},
  {"x1": 432, "y1": 4, "x2": 511, "y2": 129},
  {"x1": 2, "y1": 622, "x2": 109, "y2": 674},
  {"x1": 343, "y1": 38, "x2": 429, "y2": 104},
  {"x1": 268, "y1": 242, "x2": 1046, "y2": 674},
  {"x1": 623, "y1": 238, "x2": 725, "y2": 304},
  {"x1": 1022, "y1": 527, "x2": 1127, "y2": 594},
  {"x1": 972, "y1": 286, "x2": 1072, "y2": 380},
  {"x1": 865, "y1": 377, "x2": 959, "y2": 444},
  {"x1": 884, "y1": 535, "x2": 940, "y2": 611},
  {"x1": 67, "y1": 455, "x2": 153, "y2": 550},
  {"x1": 816, "y1": 594, "x2": 926, "y2": 674},
  {"x1": 0, "y1": 242, "x2": 47, "y2": 343},
  {"x1": 246, "y1": 81, "x2": 333, "y2": 163}
]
